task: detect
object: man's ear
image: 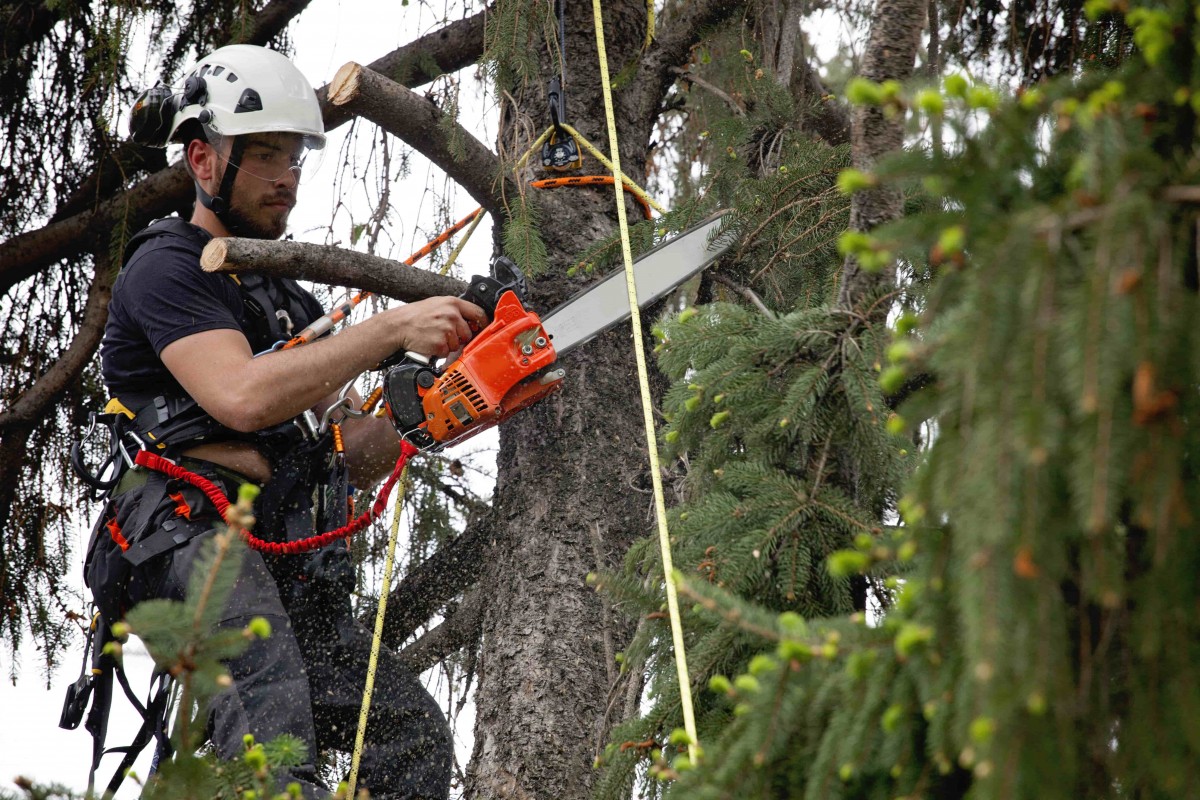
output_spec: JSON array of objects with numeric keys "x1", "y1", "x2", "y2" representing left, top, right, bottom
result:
[{"x1": 186, "y1": 139, "x2": 217, "y2": 182}]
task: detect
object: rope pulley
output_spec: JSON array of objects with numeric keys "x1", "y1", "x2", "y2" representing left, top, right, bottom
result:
[{"x1": 541, "y1": 0, "x2": 583, "y2": 172}]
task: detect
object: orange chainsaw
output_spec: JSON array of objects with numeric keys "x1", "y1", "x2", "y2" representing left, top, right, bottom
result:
[{"x1": 382, "y1": 213, "x2": 730, "y2": 452}]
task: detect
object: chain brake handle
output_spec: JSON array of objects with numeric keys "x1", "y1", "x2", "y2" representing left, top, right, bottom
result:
[{"x1": 459, "y1": 256, "x2": 527, "y2": 320}]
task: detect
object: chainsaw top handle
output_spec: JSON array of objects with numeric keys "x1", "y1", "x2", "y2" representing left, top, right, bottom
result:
[{"x1": 377, "y1": 256, "x2": 527, "y2": 372}]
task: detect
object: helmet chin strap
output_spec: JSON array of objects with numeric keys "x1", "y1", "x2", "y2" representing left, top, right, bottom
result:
[{"x1": 196, "y1": 134, "x2": 248, "y2": 233}]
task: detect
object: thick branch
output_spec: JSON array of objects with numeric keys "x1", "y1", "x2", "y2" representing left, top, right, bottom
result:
[
  {"x1": 0, "y1": 260, "x2": 114, "y2": 430},
  {"x1": 228, "y1": 0, "x2": 314, "y2": 45},
  {"x1": 0, "y1": 163, "x2": 192, "y2": 294},
  {"x1": 837, "y1": 0, "x2": 926, "y2": 313},
  {"x1": 397, "y1": 587, "x2": 485, "y2": 672},
  {"x1": 328, "y1": 63, "x2": 512, "y2": 218},
  {"x1": 380, "y1": 512, "x2": 494, "y2": 649},
  {"x1": 200, "y1": 238, "x2": 467, "y2": 300},
  {"x1": 788, "y1": 54, "x2": 851, "y2": 147},
  {"x1": 318, "y1": 7, "x2": 492, "y2": 132}
]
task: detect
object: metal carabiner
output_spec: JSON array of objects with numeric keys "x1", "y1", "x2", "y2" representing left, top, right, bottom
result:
[
  {"x1": 119, "y1": 430, "x2": 147, "y2": 471},
  {"x1": 318, "y1": 378, "x2": 367, "y2": 434}
]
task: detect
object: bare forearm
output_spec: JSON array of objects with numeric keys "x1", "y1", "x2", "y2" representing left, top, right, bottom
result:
[
  {"x1": 339, "y1": 409, "x2": 403, "y2": 486},
  {"x1": 238, "y1": 314, "x2": 404, "y2": 429},
  {"x1": 161, "y1": 296, "x2": 487, "y2": 435}
]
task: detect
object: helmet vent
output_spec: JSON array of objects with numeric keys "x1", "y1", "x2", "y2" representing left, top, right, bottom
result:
[
  {"x1": 234, "y1": 88, "x2": 263, "y2": 114},
  {"x1": 212, "y1": 66, "x2": 225, "y2": 76},
  {"x1": 226, "y1": 73, "x2": 238, "y2": 83}
]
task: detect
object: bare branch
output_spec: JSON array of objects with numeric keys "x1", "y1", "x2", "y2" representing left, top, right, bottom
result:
[
  {"x1": 228, "y1": 0, "x2": 315, "y2": 45},
  {"x1": 380, "y1": 511, "x2": 494, "y2": 649},
  {"x1": 328, "y1": 63, "x2": 513, "y2": 218},
  {"x1": 397, "y1": 587, "x2": 485, "y2": 672},
  {"x1": 710, "y1": 272, "x2": 775, "y2": 317},
  {"x1": 0, "y1": 260, "x2": 114, "y2": 430},
  {"x1": 636, "y1": 0, "x2": 744, "y2": 125},
  {"x1": 670, "y1": 66, "x2": 745, "y2": 117},
  {"x1": 200, "y1": 238, "x2": 467, "y2": 300}
]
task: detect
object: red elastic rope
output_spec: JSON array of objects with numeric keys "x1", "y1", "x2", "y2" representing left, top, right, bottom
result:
[{"x1": 133, "y1": 441, "x2": 419, "y2": 555}]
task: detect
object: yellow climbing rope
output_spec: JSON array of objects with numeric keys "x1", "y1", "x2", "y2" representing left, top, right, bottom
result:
[
  {"x1": 346, "y1": 212, "x2": 485, "y2": 797},
  {"x1": 346, "y1": 469, "x2": 409, "y2": 798},
  {"x1": 590, "y1": 0, "x2": 699, "y2": 761}
]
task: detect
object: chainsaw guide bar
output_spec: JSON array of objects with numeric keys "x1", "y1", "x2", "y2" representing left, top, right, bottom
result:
[{"x1": 383, "y1": 212, "x2": 731, "y2": 451}]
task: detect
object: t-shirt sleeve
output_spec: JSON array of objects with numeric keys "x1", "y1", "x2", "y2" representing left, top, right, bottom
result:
[{"x1": 116, "y1": 242, "x2": 245, "y2": 356}]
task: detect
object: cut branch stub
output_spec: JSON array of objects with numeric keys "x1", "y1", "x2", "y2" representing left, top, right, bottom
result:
[
  {"x1": 200, "y1": 237, "x2": 467, "y2": 301},
  {"x1": 328, "y1": 62, "x2": 513, "y2": 218}
]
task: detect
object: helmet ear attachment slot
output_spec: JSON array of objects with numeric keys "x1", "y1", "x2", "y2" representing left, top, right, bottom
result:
[
  {"x1": 182, "y1": 74, "x2": 208, "y2": 107},
  {"x1": 234, "y1": 89, "x2": 263, "y2": 114}
]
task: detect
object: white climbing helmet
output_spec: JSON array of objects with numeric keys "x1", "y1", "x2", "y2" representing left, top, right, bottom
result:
[{"x1": 168, "y1": 45, "x2": 325, "y2": 149}]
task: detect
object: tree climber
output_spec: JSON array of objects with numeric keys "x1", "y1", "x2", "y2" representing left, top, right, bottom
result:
[{"x1": 86, "y1": 44, "x2": 485, "y2": 798}]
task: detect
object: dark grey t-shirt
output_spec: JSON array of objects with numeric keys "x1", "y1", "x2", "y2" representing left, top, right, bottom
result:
[{"x1": 100, "y1": 220, "x2": 322, "y2": 402}]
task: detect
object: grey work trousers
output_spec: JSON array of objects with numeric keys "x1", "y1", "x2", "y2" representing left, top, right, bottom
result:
[{"x1": 111, "y1": 467, "x2": 452, "y2": 799}]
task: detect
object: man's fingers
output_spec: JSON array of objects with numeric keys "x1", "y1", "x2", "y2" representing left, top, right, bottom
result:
[
  {"x1": 457, "y1": 299, "x2": 488, "y2": 329},
  {"x1": 455, "y1": 318, "x2": 473, "y2": 344}
]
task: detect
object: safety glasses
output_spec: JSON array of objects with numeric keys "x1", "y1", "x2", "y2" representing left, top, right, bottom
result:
[{"x1": 216, "y1": 136, "x2": 325, "y2": 185}]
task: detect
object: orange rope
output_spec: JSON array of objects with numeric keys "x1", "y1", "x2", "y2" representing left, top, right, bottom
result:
[{"x1": 530, "y1": 176, "x2": 653, "y2": 220}]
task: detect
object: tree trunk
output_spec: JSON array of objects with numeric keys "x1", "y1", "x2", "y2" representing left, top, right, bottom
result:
[
  {"x1": 464, "y1": 1, "x2": 660, "y2": 797},
  {"x1": 837, "y1": 0, "x2": 926, "y2": 313}
]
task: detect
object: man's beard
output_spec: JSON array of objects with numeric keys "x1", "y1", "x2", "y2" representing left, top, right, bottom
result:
[{"x1": 224, "y1": 197, "x2": 290, "y2": 239}]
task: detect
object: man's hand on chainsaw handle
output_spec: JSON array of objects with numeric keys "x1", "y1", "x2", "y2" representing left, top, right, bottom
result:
[{"x1": 386, "y1": 296, "x2": 488, "y2": 358}]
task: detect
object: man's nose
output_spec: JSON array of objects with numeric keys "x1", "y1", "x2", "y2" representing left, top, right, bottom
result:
[{"x1": 274, "y1": 165, "x2": 301, "y2": 189}]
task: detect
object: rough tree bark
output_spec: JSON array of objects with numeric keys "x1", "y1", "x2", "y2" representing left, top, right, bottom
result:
[
  {"x1": 462, "y1": 1, "x2": 659, "y2": 792},
  {"x1": 459, "y1": 0, "x2": 744, "y2": 794},
  {"x1": 837, "y1": 0, "x2": 927, "y2": 312}
]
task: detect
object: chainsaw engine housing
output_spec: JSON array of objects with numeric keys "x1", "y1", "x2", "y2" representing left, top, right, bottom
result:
[{"x1": 384, "y1": 290, "x2": 563, "y2": 450}]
